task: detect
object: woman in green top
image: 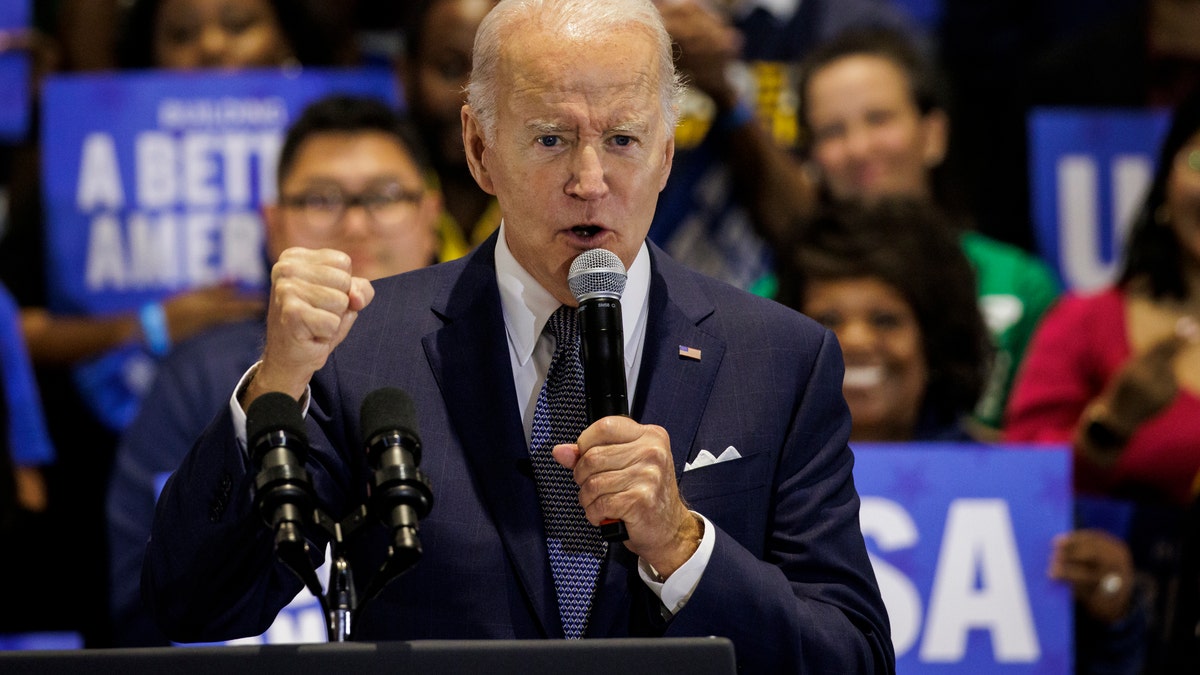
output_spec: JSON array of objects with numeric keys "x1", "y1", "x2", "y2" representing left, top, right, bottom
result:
[{"x1": 793, "y1": 27, "x2": 1061, "y2": 433}]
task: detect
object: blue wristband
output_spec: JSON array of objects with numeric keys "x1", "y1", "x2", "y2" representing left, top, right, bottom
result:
[{"x1": 139, "y1": 302, "x2": 171, "y2": 356}]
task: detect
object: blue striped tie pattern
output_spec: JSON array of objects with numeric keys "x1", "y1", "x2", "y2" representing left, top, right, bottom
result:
[{"x1": 530, "y1": 305, "x2": 607, "y2": 639}]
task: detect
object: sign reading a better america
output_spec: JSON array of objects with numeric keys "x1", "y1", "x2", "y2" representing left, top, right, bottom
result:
[{"x1": 41, "y1": 69, "x2": 399, "y2": 315}]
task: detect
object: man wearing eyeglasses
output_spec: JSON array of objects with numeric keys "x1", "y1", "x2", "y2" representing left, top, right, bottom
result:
[{"x1": 105, "y1": 94, "x2": 440, "y2": 646}]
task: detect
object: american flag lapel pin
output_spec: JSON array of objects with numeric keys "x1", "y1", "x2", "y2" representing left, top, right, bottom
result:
[{"x1": 678, "y1": 345, "x2": 702, "y2": 361}]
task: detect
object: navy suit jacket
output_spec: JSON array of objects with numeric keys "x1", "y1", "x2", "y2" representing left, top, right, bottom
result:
[{"x1": 144, "y1": 236, "x2": 894, "y2": 673}]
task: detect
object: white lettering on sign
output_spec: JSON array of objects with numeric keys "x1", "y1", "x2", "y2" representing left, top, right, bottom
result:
[
  {"x1": 861, "y1": 497, "x2": 1041, "y2": 663},
  {"x1": 83, "y1": 210, "x2": 265, "y2": 291},
  {"x1": 76, "y1": 133, "x2": 125, "y2": 210},
  {"x1": 1057, "y1": 153, "x2": 1152, "y2": 291},
  {"x1": 921, "y1": 499, "x2": 1039, "y2": 662}
]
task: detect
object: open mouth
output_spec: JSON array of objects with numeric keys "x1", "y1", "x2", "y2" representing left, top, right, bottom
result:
[{"x1": 571, "y1": 225, "x2": 603, "y2": 238}]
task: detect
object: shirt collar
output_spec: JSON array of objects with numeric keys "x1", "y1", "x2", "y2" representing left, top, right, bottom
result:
[{"x1": 495, "y1": 221, "x2": 651, "y2": 368}]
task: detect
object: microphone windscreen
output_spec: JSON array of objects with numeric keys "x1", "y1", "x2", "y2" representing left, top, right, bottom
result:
[
  {"x1": 246, "y1": 392, "x2": 307, "y2": 446},
  {"x1": 360, "y1": 387, "x2": 419, "y2": 444},
  {"x1": 568, "y1": 248, "x2": 627, "y2": 301}
]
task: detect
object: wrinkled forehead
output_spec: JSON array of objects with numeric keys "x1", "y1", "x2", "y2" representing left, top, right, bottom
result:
[{"x1": 496, "y1": 24, "x2": 663, "y2": 109}]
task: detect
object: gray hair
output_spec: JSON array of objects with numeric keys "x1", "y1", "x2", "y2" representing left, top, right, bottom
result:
[{"x1": 466, "y1": 0, "x2": 683, "y2": 142}]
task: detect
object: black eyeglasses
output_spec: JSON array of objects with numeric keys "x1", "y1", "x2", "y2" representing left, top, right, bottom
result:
[{"x1": 279, "y1": 184, "x2": 425, "y2": 233}]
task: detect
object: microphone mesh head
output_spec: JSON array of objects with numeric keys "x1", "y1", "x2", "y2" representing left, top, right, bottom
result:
[
  {"x1": 246, "y1": 392, "x2": 307, "y2": 446},
  {"x1": 361, "y1": 387, "x2": 419, "y2": 443},
  {"x1": 568, "y1": 248, "x2": 627, "y2": 301}
]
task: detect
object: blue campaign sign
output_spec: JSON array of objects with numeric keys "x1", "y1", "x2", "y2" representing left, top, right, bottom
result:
[
  {"x1": 853, "y1": 443, "x2": 1073, "y2": 673},
  {"x1": 41, "y1": 68, "x2": 401, "y2": 315},
  {"x1": 0, "y1": 0, "x2": 30, "y2": 142},
  {"x1": 1028, "y1": 108, "x2": 1170, "y2": 291}
]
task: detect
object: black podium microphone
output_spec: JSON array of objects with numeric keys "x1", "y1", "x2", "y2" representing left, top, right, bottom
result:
[
  {"x1": 360, "y1": 387, "x2": 433, "y2": 599},
  {"x1": 246, "y1": 392, "x2": 321, "y2": 596},
  {"x1": 568, "y1": 248, "x2": 630, "y2": 542}
]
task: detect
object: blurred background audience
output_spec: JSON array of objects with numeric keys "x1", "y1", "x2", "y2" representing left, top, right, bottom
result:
[
  {"x1": 794, "y1": 26, "x2": 1060, "y2": 435},
  {"x1": 1006, "y1": 83, "x2": 1200, "y2": 673},
  {"x1": 397, "y1": 0, "x2": 499, "y2": 262},
  {"x1": 646, "y1": 0, "x2": 914, "y2": 295},
  {"x1": 776, "y1": 198, "x2": 990, "y2": 442}
]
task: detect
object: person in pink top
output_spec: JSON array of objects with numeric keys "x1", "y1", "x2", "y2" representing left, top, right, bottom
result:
[
  {"x1": 1006, "y1": 87, "x2": 1200, "y2": 507},
  {"x1": 1006, "y1": 85, "x2": 1200, "y2": 671}
]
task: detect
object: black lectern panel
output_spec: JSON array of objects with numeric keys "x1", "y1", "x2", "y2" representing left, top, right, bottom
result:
[{"x1": 0, "y1": 637, "x2": 736, "y2": 675}]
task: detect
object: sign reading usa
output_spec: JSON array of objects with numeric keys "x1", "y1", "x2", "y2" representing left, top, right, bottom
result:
[
  {"x1": 41, "y1": 68, "x2": 400, "y2": 315},
  {"x1": 853, "y1": 444, "x2": 1073, "y2": 673},
  {"x1": 1028, "y1": 108, "x2": 1170, "y2": 291}
]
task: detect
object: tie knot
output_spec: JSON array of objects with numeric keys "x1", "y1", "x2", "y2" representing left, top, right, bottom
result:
[{"x1": 546, "y1": 305, "x2": 579, "y2": 344}]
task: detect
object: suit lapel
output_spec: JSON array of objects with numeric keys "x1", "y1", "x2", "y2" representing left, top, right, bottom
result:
[
  {"x1": 632, "y1": 248, "x2": 725, "y2": 474},
  {"x1": 421, "y1": 239, "x2": 560, "y2": 637}
]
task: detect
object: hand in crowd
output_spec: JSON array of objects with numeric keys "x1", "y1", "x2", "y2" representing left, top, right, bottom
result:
[
  {"x1": 162, "y1": 283, "x2": 265, "y2": 344},
  {"x1": 245, "y1": 247, "x2": 374, "y2": 405},
  {"x1": 553, "y1": 415, "x2": 701, "y2": 578},
  {"x1": 654, "y1": 0, "x2": 742, "y2": 109},
  {"x1": 1048, "y1": 529, "x2": 1135, "y2": 625},
  {"x1": 13, "y1": 466, "x2": 47, "y2": 513},
  {"x1": 1081, "y1": 317, "x2": 1200, "y2": 465}
]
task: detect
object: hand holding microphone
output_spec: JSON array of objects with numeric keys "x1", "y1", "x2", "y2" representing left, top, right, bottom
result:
[
  {"x1": 558, "y1": 248, "x2": 702, "y2": 572},
  {"x1": 567, "y1": 249, "x2": 631, "y2": 542}
]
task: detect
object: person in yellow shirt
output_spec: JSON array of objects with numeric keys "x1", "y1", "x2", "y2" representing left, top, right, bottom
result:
[{"x1": 400, "y1": 0, "x2": 501, "y2": 262}]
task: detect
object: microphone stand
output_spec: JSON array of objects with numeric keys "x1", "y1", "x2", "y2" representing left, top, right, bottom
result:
[
  {"x1": 255, "y1": 388, "x2": 432, "y2": 642},
  {"x1": 274, "y1": 501, "x2": 426, "y2": 642}
]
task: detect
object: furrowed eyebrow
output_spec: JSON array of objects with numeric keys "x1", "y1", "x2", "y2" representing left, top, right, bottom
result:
[
  {"x1": 528, "y1": 120, "x2": 571, "y2": 134},
  {"x1": 525, "y1": 119, "x2": 650, "y2": 135},
  {"x1": 609, "y1": 121, "x2": 648, "y2": 135}
]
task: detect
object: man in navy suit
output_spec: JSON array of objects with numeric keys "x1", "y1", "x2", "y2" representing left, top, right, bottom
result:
[{"x1": 143, "y1": 0, "x2": 893, "y2": 672}]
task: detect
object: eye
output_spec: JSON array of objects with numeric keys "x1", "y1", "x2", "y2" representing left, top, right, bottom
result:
[
  {"x1": 361, "y1": 192, "x2": 397, "y2": 210},
  {"x1": 303, "y1": 189, "x2": 344, "y2": 213},
  {"x1": 810, "y1": 311, "x2": 843, "y2": 330},
  {"x1": 161, "y1": 21, "x2": 199, "y2": 46},
  {"x1": 869, "y1": 311, "x2": 904, "y2": 330},
  {"x1": 811, "y1": 122, "x2": 843, "y2": 143},
  {"x1": 611, "y1": 135, "x2": 633, "y2": 147},
  {"x1": 536, "y1": 136, "x2": 560, "y2": 148},
  {"x1": 865, "y1": 109, "x2": 895, "y2": 127},
  {"x1": 221, "y1": 7, "x2": 260, "y2": 35}
]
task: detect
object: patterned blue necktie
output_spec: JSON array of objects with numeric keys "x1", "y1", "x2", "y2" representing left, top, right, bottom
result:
[{"x1": 530, "y1": 305, "x2": 607, "y2": 639}]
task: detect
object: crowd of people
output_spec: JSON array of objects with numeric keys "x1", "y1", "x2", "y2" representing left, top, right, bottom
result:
[{"x1": 0, "y1": 0, "x2": 1198, "y2": 673}]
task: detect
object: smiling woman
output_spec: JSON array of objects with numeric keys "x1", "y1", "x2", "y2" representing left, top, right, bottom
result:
[{"x1": 777, "y1": 197, "x2": 991, "y2": 442}]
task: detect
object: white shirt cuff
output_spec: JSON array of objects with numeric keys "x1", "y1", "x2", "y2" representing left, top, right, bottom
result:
[
  {"x1": 229, "y1": 361, "x2": 312, "y2": 452},
  {"x1": 636, "y1": 511, "x2": 715, "y2": 616}
]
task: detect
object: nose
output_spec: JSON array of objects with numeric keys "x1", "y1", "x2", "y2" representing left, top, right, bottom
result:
[
  {"x1": 836, "y1": 318, "x2": 876, "y2": 353},
  {"x1": 566, "y1": 145, "x2": 608, "y2": 201},
  {"x1": 196, "y1": 26, "x2": 230, "y2": 67},
  {"x1": 336, "y1": 201, "x2": 373, "y2": 238},
  {"x1": 843, "y1": 124, "x2": 872, "y2": 159}
]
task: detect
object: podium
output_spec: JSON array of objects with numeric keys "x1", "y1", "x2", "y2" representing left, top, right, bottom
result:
[{"x1": 0, "y1": 637, "x2": 736, "y2": 674}]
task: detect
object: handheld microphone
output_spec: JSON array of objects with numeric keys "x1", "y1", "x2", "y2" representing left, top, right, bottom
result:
[
  {"x1": 246, "y1": 392, "x2": 321, "y2": 595},
  {"x1": 361, "y1": 387, "x2": 433, "y2": 598},
  {"x1": 568, "y1": 248, "x2": 630, "y2": 542}
]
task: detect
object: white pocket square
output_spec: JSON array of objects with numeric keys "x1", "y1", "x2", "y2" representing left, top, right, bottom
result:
[{"x1": 684, "y1": 446, "x2": 742, "y2": 471}]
